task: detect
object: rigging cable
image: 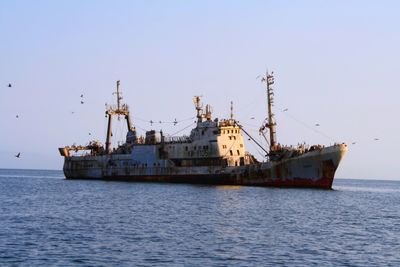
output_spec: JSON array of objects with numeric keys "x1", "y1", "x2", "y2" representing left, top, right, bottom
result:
[
  {"x1": 133, "y1": 124, "x2": 149, "y2": 133},
  {"x1": 169, "y1": 121, "x2": 197, "y2": 136},
  {"x1": 235, "y1": 122, "x2": 269, "y2": 156},
  {"x1": 222, "y1": 136, "x2": 238, "y2": 157},
  {"x1": 277, "y1": 107, "x2": 336, "y2": 142},
  {"x1": 249, "y1": 138, "x2": 268, "y2": 159},
  {"x1": 132, "y1": 116, "x2": 195, "y2": 125}
]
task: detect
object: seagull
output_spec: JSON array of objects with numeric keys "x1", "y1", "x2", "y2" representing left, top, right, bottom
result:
[
  {"x1": 88, "y1": 133, "x2": 91, "y2": 136},
  {"x1": 15, "y1": 152, "x2": 21, "y2": 158},
  {"x1": 315, "y1": 123, "x2": 320, "y2": 126},
  {"x1": 80, "y1": 101, "x2": 84, "y2": 104},
  {"x1": 352, "y1": 142, "x2": 356, "y2": 145},
  {"x1": 8, "y1": 83, "x2": 12, "y2": 88},
  {"x1": 250, "y1": 117, "x2": 255, "y2": 120},
  {"x1": 71, "y1": 111, "x2": 75, "y2": 114},
  {"x1": 16, "y1": 115, "x2": 19, "y2": 118},
  {"x1": 283, "y1": 108, "x2": 288, "y2": 112},
  {"x1": 374, "y1": 138, "x2": 379, "y2": 141},
  {"x1": 80, "y1": 94, "x2": 84, "y2": 98}
]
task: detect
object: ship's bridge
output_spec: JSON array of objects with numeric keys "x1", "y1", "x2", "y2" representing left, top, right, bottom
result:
[{"x1": 163, "y1": 100, "x2": 254, "y2": 167}]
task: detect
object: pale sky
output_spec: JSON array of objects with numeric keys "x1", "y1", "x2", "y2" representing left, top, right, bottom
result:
[{"x1": 1, "y1": 0, "x2": 399, "y2": 180}]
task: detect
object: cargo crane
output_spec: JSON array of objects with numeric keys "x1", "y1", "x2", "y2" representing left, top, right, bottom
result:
[{"x1": 105, "y1": 80, "x2": 136, "y2": 153}]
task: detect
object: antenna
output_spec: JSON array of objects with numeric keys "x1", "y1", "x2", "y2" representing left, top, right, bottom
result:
[
  {"x1": 115, "y1": 80, "x2": 122, "y2": 111},
  {"x1": 230, "y1": 101, "x2": 234, "y2": 120}
]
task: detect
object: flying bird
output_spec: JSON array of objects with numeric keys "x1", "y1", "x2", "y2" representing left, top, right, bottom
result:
[
  {"x1": 80, "y1": 101, "x2": 84, "y2": 104},
  {"x1": 15, "y1": 152, "x2": 21, "y2": 158},
  {"x1": 315, "y1": 123, "x2": 320, "y2": 127},
  {"x1": 71, "y1": 111, "x2": 75, "y2": 114},
  {"x1": 283, "y1": 108, "x2": 288, "y2": 112},
  {"x1": 374, "y1": 138, "x2": 379, "y2": 141},
  {"x1": 250, "y1": 117, "x2": 255, "y2": 120},
  {"x1": 80, "y1": 94, "x2": 84, "y2": 98},
  {"x1": 8, "y1": 83, "x2": 12, "y2": 88},
  {"x1": 352, "y1": 142, "x2": 356, "y2": 145},
  {"x1": 88, "y1": 133, "x2": 91, "y2": 136},
  {"x1": 16, "y1": 115, "x2": 19, "y2": 118}
]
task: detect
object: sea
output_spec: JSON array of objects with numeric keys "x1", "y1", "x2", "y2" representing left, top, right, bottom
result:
[{"x1": 0, "y1": 169, "x2": 399, "y2": 266}]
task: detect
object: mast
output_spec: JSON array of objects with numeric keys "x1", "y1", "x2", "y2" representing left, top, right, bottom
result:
[
  {"x1": 261, "y1": 71, "x2": 277, "y2": 150},
  {"x1": 193, "y1": 96, "x2": 203, "y2": 124},
  {"x1": 105, "y1": 80, "x2": 133, "y2": 154},
  {"x1": 105, "y1": 113, "x2": 112, "y2": 154}
]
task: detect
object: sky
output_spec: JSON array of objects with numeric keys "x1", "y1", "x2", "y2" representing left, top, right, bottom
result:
[{"x1": 0, "y1": 0, "x2": 399, "y2": 180}]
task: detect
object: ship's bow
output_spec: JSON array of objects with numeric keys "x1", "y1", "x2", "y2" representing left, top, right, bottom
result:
[
  {"x1": 295, "y1": 143, "x2": 348, "y2": 189},
  {"x1": 317, "y1": 143, "x2": 348, "y2": 188},
  {"x1": 266, "y1": 143, "x2": 348, "y2": 189}
]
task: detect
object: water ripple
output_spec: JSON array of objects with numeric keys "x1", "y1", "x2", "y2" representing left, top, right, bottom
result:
[{"x1": 0, "y1": 170, "x2": 399, "y2": 266}]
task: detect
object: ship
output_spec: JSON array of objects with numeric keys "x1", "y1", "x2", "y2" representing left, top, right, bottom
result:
[{"x1": 59, "y1": 72, "x2": 348, "y2": 189}]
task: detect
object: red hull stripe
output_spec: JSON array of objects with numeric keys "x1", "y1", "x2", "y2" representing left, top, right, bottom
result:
[{"x1": 66, "y1": 175, "x2": 334, "y2": 189}]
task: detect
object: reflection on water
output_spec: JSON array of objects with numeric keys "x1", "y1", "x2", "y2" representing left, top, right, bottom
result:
[{"x1": 216, "y1": 185, "x2": 243, "y2": 190}]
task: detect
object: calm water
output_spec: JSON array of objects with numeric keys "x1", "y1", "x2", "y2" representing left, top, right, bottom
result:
[{"x1": 0, "y1": 169, "x2": 399, "y2": 266}]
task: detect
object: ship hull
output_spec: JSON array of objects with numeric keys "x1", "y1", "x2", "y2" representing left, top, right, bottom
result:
[
  {"x1": 63, "y1": 144, "x2": 347, "y2": 189},
  {"x1": 66, "y1": 174, "x2": 334, "y2": 189}
]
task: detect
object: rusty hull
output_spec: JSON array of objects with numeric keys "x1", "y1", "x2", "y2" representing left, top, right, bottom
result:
[{"x1": 62, "y1": 144, "x2": 347, "y2": 189}]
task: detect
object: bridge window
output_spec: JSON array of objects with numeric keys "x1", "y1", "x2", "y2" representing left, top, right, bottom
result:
[
  {"x1": 237, "y1": 150, "x2": 240, "y2": 155},
  {"x1": 230, "y1": 150, "x2": 233, "y2": 156}
]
